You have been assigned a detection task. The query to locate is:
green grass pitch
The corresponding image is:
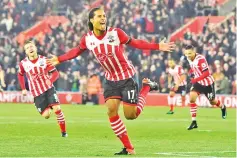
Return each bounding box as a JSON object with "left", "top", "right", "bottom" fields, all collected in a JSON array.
[{"left": 0, "top": 103, "right": 236, "bottom": 157}]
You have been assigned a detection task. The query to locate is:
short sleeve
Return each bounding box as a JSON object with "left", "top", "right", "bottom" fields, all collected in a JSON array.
[
  {"left": 18, "top": 62, "right": 25, "bottom": 74},
  {"left": 117, "top": 28, "right": 130, "bottom": 44},
  {"left": 198, "top": 58, "right": 209, "bottom": 72},
  {"left": 79, "top": 35, "right": 87, "bottom": 50}
]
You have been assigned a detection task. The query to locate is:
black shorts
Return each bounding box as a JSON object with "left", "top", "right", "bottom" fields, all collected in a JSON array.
[
  {"left": 103, "top": 76, "right": 138, "bottom": 105},
  {"left": 34, "top": 87, "right": 60, "bottom": 114},
  {"left": 190, "top": 83, "right": 216, "bottom": 101},
  {"left": 176, "top": 85, "right": 186, "bottom": 96}
]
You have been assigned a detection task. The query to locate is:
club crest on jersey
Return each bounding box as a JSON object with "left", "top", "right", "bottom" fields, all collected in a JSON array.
[
  {"left": 107, "top": 35, "right": 115, "bottom": 43},
  {"left": 39, "top": 59, "right": 44, "bottom": 66},
  {"left": 201, "top": 63, "right": 207, "bottom": 68},
  {"left": 97, "top": 52, "right": 114, "bottom": 62}
]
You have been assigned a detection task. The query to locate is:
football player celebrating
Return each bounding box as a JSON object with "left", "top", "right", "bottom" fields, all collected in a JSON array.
[
  {"left": 47, "top": 7, "right": 175, "bottom": 155},
  {"left": 18, "top": 40, "right": 67, "bottom": 137},
  {"left": 184, "top": 45, "right": 227, "bottom": 130}
]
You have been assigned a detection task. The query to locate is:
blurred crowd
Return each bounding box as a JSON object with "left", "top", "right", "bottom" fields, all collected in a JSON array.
[
  {"left": 180, "top": 15, "right": 236, "bottom": 95},
  {"left": 0, "top": 0, "right": 236, "bottom": 95}
]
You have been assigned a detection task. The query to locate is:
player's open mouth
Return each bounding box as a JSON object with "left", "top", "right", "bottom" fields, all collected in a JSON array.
[
  {"left": 100, "top": 22, "right": 106, "bottom": 30},
  {"left": 30, "top": 50, "right": 34, "bottom": 53},
  {"left": 100, "top": 22, "right": 106, "bottom": 26}
]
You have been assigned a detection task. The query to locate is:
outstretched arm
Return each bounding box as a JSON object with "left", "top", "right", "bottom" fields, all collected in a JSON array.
[
  {"left": 117, "top": 28, "right": 175, "bottom": 52},
  {"left": 47, "top": 35, "right": 87, "bottom": 66},
  {"left": 58, "top": 47, "right": 84, "bottom": 62},
  {"left": 47, "top": 47, "right": 84, "bottom": 66},
  {"left": 128, "top": 38, "right": 159, "bottom": 50},
  {"left": 128, "top": 38, "right": 175, "bottom": 52}
]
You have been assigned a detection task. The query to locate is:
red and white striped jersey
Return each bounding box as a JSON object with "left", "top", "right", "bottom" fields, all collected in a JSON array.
[
  {"left": 79, "top": 27, "right": 136, "bottom": 81},
  {"left": 168, "top": 65, "right": 187, "bottom": 86},
  {"left": 18, "top": 55, "right": 56, "bottom": 97},
  {"left": 187, "top": 54, "right": 214, "bottom": 86}
]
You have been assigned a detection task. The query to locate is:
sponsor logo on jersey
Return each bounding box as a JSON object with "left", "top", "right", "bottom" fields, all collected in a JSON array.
[{"left": 97, "top": 52, "right": 114, "bottom": 62}]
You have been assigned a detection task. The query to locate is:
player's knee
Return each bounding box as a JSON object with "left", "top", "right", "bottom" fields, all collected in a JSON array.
[
  {"left": 189, "top": 92, "right": 198, "bottom": 103},
  {"left": 44, "top": 115, "right": 50, "bottom": 119},
  {"left": 209, "top": 100, "right": 216, "bottom": 105},
  {"left": 170, "top": 92, "right": 175, "bottom": 97},
  {"left": 52, "top": 105, "right": 61, "bottom": 112},
  {"left": 42, "top": 109, "right": 51, "bottom": 119},
  {"left": 124, "top": 114, "right": 136, "bottom": 120},
  {"left": 189, "top": 95, "right": 196, "bottom": 103},
  {"left": 42, "top": 113, "right": 50, "bottom": 119},
  {"left": 107, "top": 108, "right": 118, "bottom": 117},
  {"left": 124, "top": 111, "right": 137, "bottom": 120},
  {"left": 190, "top": 98, "right": 196, "bottom": 103}
]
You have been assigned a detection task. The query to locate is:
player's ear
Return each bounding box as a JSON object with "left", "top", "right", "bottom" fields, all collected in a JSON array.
[{"left": 90, "top": 19, "right": 94, "bottom": 24}]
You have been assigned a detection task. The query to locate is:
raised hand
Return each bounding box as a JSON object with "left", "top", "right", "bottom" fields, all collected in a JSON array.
[
  {"left": 46, "top": 54, "right": 60, "bottom": 66},
  {"left": 159, "top": 38, "right": 176, "bottom": 52}
]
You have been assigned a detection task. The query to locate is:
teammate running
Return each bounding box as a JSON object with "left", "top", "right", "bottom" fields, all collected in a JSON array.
[
  {"left": 184, "top": 45, "right": 227, "bottom": 130},
  {"left": 167, "top": 59, "right": 187, "bottom": 114},
  {"left": 18, "top": 40, "right": 67, "bottom": 137}
]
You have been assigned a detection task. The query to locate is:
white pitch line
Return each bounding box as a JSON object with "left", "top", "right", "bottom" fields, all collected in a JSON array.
[
  {"left": 155, "top": 151, "right": 236, "bottom": 157},
  {"left": 155, "top": 152, "right": 196, "bottom": 157},
  {"left": 172, "top": 151, "right": 236, "bottom": 154},
  {"left": 198, "top": 130, "right": 213, "bottom": 132}
]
